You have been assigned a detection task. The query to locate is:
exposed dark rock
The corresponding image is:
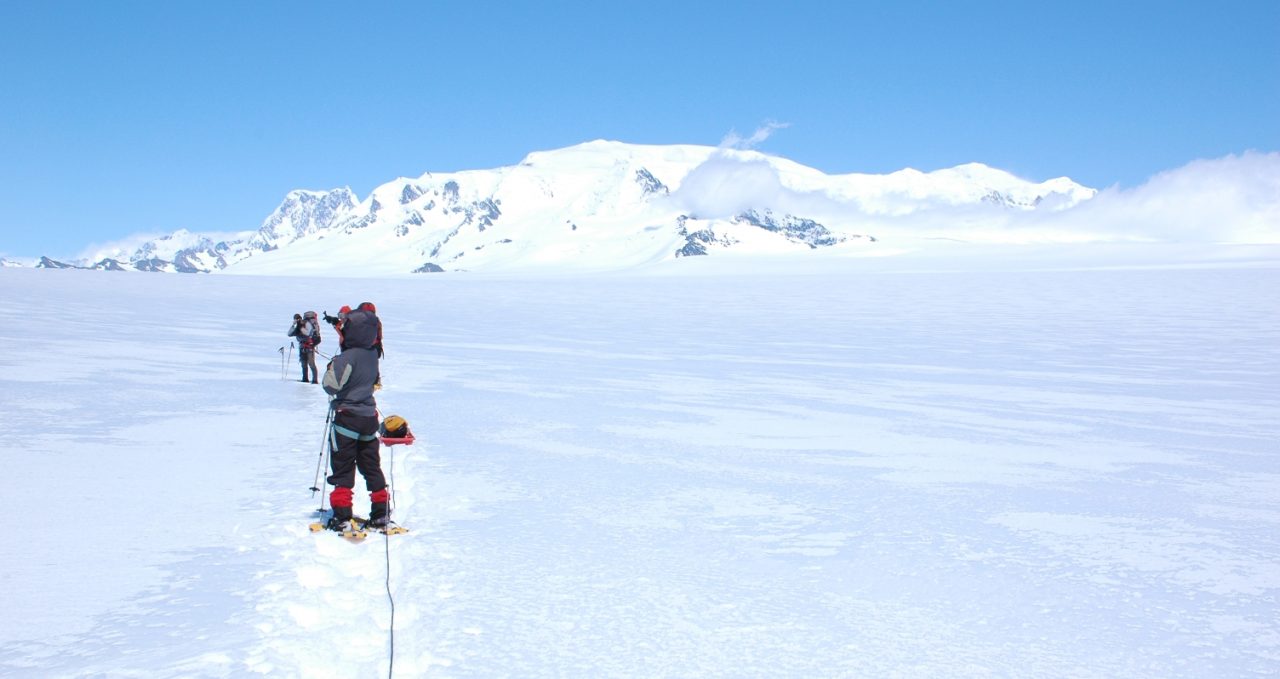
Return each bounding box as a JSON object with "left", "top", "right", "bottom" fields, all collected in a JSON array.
[
  {"left": 443, "top": 181, "right": 460, "bottom": 204},
  {"left": 981, "top": 190, "right": 1037, "bottom": 209},
  {"left": 634, "top": 168, "right": 669, "bottom": 196},
  {"left": 734, "top": 209, "right": 842, "bottom": 248},
  {"left": 172, "top": 252, "right": 208, "bottom": 273},
  {"left": 36, "top": 256, "right": 78, "bottom": 269},
  {"left": 92, "top": 259, "right": 128, "bottom": 271},
  {"left": 400, "top": 184, "right": 423, "bottom": 204},
  {"left": 133, "top": 258, "right": 169, "bottom": 272},
  {"left": 475, "top": 198, "right": 501, "bottom": 232},
  {"left": 675, "top": 228, "right": 718, "bottom": 257}
]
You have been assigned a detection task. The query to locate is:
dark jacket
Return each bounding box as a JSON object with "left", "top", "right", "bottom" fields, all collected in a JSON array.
[
  {"left": 339, "top": 308, "right": 380, "bottom": 352},
  {"left": 288, "top": 319, "right": 320, "bottom": 350},
  {"left": 322, "top": 347, "right": 379, "bottom": 416}
]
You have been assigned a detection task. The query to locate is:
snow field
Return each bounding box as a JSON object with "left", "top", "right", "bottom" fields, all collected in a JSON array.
[{"left": 0, "top": 255, "right": 1277, "bottom": 677}]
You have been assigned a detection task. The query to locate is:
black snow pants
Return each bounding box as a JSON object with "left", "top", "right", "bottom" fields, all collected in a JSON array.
[{"left": 327, "top": 410, "right": 386, "bottom": 498}]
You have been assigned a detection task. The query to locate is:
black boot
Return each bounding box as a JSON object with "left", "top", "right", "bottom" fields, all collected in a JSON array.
[
  {"left": 326, "top": 505, "right": 354, "bottom": 531},
  {"left": 368, "top": 502, "right": 390, "bottom": 528}
]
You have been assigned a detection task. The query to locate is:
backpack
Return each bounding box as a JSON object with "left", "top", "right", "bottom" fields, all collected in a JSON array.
[
  {"left": 380, "top": 415, "right": 411, "bottom": 439},
  {"left": 303, "top": 311, "right": 321, "bottom": 346}
]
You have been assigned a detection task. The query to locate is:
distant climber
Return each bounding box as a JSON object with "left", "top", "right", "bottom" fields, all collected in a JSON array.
[{"left": 287, "top": 311, "right": 322, "bottom": 383}]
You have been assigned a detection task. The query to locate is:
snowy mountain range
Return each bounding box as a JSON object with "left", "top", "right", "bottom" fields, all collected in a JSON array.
[{"left": 17, "top": 140, "right": 1098, "bottom": 275}]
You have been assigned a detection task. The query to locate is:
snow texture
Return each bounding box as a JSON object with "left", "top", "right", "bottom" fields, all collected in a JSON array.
[{"left": 0, "top": 248, "right": 1277, "bottom": 677}]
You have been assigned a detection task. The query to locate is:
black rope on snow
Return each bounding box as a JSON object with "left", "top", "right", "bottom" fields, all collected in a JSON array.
[
  {"left": 384, "top": 432, "right": 397, "bottom": 678},
  {"left": 367, "top": 403, "right": 401, "bottom": 676},
  {"left": 385, "top": 524, "right": 396, "bottom": 679}
]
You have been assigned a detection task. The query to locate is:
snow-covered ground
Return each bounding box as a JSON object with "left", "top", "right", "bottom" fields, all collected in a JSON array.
[{"left": 0, "top": 247, "right": 1277, "bottom": 677}]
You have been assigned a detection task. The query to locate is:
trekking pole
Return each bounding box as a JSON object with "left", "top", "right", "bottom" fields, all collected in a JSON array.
[
  {"left": 284, "top": 342, "right": 295, "bottom": 380},
  {"left": 310, "top": 407, "right": 334, "bottom": 513}
]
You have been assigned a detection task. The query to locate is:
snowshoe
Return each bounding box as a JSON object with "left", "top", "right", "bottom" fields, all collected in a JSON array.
[
  {"left": 308, "top": 510, "right": 368, "bottom": 541},
  {"left": 352, "top": 516, "right": 409, "bottom": 536}
]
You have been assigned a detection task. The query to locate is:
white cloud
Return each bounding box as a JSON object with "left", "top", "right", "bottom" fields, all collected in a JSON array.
[
  {"left": 77, "top": 232, "right": 171, "bottom": 263},
  {"left": 669, "top": 153, "right": 788, "bottom": 219},
  {"left": 719, "top": 121, "right": 791, "bottom": 151},
  {"left": 76, "top": 228, "right": 253, "bottom": 263},
  {"left": 1042, "top": 151, "right": 1280, "bottom": 243},
  {"left": 670, "top": 148, "right": 1280, "bottom": 244},
  {"left": 672, "top": 120, "right": 844, "bottom": 220}
]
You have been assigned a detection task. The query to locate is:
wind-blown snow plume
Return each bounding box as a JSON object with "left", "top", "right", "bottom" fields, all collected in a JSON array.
[
  {"left": 719, "top": 121, "right": 791, "bottom": 150},
  {"left": 672, "top": 121, "right": 842, "bottom": 220},
  {"left": 669, "top": 152, "right": 790, "bottom": 219},
  {"left": 77, "top": 229, "right": 251, "bottom": 264},
  {"left": 77, "top": 232, "right": 174, "bottom": 263},
  {"left": 1040, "top": 151, "right": 1280, "bottom": 243},
  {"left": 792, "top": 151, "right": 1280, "bottom": 245}
]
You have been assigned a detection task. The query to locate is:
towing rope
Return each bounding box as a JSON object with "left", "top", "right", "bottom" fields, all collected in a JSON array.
[{"left": 385, "top": 441, "right": 397, "bottom": 679}]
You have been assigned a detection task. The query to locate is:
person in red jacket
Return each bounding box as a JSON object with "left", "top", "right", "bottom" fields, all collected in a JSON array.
[{"left": 323, "top": 305, "right": 350, "bottom": 334}]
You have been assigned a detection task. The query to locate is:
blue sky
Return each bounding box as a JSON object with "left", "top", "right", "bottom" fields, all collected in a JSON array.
[{"left": 1, "top": 0, "right": 1276, "bottom": 259}]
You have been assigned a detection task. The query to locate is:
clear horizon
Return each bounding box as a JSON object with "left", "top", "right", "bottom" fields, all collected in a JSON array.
[{"left": 2, "top": 0, "right": 1276, "bottom": 259}]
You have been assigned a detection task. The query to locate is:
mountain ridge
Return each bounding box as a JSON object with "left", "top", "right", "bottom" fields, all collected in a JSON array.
[{"left": 14, "top": 140, "right": 1098, "bottom": 275}]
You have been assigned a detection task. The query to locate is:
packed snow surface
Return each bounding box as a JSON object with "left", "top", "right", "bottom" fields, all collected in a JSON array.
[{"left": 1, "top": 247, "right": 1277, "bottom": 677}]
